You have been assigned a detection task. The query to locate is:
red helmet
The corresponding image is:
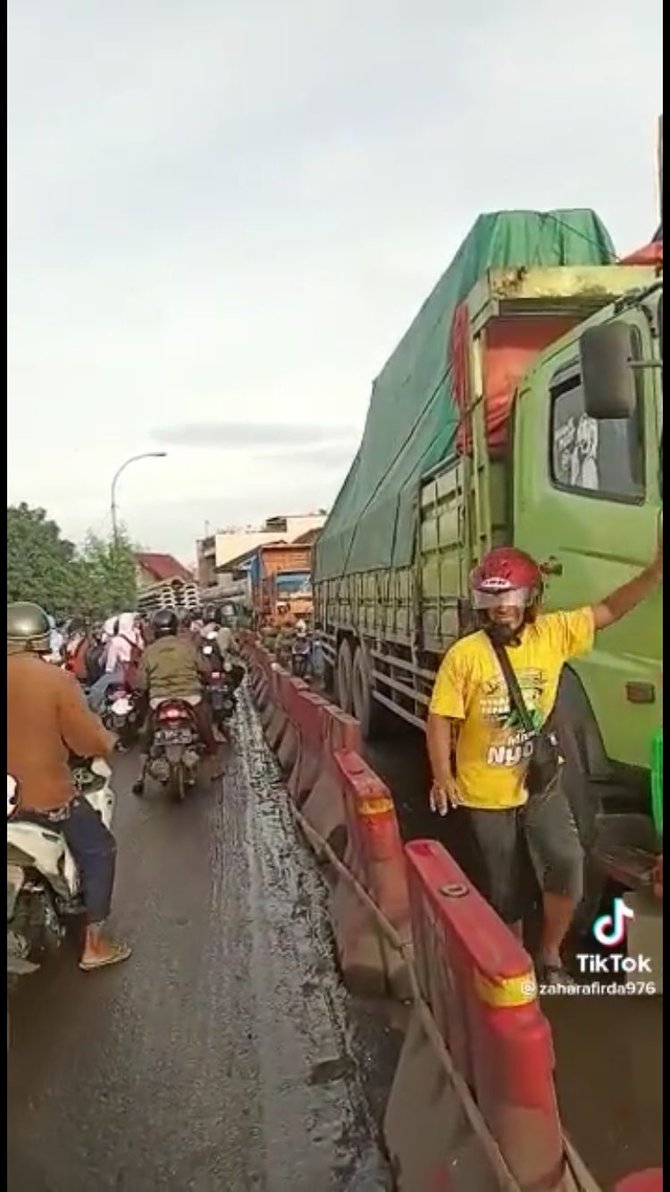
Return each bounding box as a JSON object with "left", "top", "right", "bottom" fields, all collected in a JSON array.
[{"left": 470, "top": 547, "right": 542, "bottom": 610}]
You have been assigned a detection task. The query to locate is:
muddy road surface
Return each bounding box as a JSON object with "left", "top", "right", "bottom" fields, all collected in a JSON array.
[
  {"left": 366, "top": 721, "right": 663, "bottom": 1190},
  {"left": 8, "top": 691, "right": 394, "bottom": 1192}
]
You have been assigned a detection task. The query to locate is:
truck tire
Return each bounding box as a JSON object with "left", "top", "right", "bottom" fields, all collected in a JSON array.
[
  {"left": 335, "top": 640, "right": 354, "bottom": 714},
  {"left": 352, "top": 645, "right": 386, "bottom": 741}
]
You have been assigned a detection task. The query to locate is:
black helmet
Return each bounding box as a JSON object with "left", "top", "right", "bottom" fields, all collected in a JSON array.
[
  {"left": 202, "top": 604, "right": 221, "bottom": 625},
  {"left": 7, "top": 601, "right": 52, "bottom": 654},
  {"left": 153, "top": 608, "right": 178, "bottom": 638}
]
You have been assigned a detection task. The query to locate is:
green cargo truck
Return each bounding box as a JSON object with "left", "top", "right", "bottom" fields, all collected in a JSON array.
[{"left": 314, "top": 210, "right": 662, "bottom": 953}]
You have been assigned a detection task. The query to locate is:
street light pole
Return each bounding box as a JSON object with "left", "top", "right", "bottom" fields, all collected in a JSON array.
[{"left": 110, "top": 452, "right": 167, "bottom": 544}]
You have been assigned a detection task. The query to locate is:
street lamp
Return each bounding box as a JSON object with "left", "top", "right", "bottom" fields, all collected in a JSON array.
[{"left": 110, "top": 452, "right": 167, "bottom": 543}]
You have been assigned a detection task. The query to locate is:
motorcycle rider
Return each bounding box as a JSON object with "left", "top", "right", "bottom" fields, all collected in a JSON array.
[
  {"left": 427, "top": 539, "right": 662, "bottom": 986},
  {"left": 177, "top": 608, "right": 198, "bottom": 643},
  {"left": 88, "top": 612, "right": 143, "bottom": 712},
  {"left": 290, "top": 619, "right": 311, "bottom": 675},
  {"left": 131, "top": 608, "right": 222, "bottom": 794},
  {"left": 7, "top": 601, "right": 131, "bottom": 972},
  {"left": 200, "top": 604, "right": 245, "bottom": 688}
]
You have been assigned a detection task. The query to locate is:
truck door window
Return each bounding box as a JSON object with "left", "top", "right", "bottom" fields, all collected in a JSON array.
[{"left": 550, "top": 357, "right": 644, "bottom": 504}]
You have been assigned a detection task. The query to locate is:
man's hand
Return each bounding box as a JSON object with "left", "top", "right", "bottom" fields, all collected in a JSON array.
[
  {"left": 593, "top": 523, "right": 662, "bottom": 631},
  {"left": 429, "top": 775, "right": 462, "bottom": 816}
]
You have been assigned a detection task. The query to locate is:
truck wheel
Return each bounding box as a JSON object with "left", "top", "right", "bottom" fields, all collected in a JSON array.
[
  {"left": 335, "top": 640, "right": 354, "bottom": 714},
  {"left": 352, "top": 646, "right": 385, "bottom": 741}
]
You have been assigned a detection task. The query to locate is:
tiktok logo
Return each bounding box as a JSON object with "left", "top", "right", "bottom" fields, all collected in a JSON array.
[{"left": 592, "top": 897, "right": 635, "bottom": 948}]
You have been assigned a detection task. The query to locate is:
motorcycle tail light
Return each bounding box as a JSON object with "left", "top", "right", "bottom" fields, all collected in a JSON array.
[{"left": 159, "top": 706, "right": 184, "bottom": 721}]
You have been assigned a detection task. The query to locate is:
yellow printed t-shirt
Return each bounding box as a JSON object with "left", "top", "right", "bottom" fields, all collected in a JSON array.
[{"left": 429, "top": 609, "right": 595, "bottom": 810}]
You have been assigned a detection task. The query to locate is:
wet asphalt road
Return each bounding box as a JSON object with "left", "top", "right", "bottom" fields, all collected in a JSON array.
[
  {"left": 8, "top": 690, "right": 394, "bottom": 1192},
  {"left": 366, "top": 722, "right": 663, "bottom": 1190},
  {"left": 8, "top": 693, "right": 662, "bottom": 1191}
]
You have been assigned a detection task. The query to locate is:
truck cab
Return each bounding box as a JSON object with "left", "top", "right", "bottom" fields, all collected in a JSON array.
[{"left": 513, "top": 282, "right": 662, "bottom": 949}]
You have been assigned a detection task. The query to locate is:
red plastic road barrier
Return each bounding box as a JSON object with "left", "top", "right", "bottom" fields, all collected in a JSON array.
[
  {"left": 251, "top": 647, "right": 274, "bottom": 711},
  {"left": 275, "top": 674, "right": 309, "bottom": 773},
  {"left": 286, "top": 688, "right": 330, "bottom": 802},
  {"left": 616, "top": 1172, "right": 664, "bottom": 1192},
  {"left": 265, "top": 666, "right": 291, "bottom": 751},
  {"left": 299, "top": 704, "right": 360, "bottom": 856},
  {"left": 330, "top": 750, "right": 411, "bottom": 1000},
  {"left": 385, "top": 840, "right": 565, "bottom": 1192},
  {"left": 258, "top": 657, "right": 279, "bottom": 731}
]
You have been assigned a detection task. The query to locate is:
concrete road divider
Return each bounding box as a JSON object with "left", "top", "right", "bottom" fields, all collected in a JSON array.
[
  {"left": 385, "top": 839, "right": 567, "bottom": 1192},
  {"left": 330, "top": 750, "right": 412, "bottom": 1001}
]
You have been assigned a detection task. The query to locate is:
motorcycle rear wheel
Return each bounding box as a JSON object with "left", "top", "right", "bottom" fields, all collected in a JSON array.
[
  {"left": 10, "top": 887, "right": 63, "bottom": 965},
  {"left": 168, "top": 764, "right": 186, "bottom": 803}
]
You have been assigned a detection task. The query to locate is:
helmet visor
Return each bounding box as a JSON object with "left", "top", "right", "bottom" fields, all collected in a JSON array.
[{"left": 472, "top": 586, "right": 531, "bottom": 610}]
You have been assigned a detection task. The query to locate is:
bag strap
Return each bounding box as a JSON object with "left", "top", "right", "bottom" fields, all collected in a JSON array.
[{"left": 488, "top": 636, "right": 535, "bottom": 735}]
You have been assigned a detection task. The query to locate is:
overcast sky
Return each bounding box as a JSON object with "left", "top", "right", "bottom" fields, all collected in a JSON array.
[{"left": 8, "top": 0, "right": 662, "bottom": 563}]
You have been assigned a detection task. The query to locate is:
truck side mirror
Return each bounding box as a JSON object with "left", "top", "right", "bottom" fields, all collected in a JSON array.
[{"left": 579, "top": 321, "right": 637, "bottom": 420}]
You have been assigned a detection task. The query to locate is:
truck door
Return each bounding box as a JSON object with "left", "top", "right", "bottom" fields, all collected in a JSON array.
[{"left": 513, "top": 310, "right": 662, "bottom": 774}]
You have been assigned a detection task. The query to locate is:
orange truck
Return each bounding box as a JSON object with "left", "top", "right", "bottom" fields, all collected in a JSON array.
[{"left": 249, "top": 543, "right": 313, "bottom": 627}]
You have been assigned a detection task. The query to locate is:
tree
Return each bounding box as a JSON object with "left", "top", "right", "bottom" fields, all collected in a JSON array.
[
  {"left": 7, "top": 503, "right": 76, "bottom": 617},
  {"left": 7, "top": 504, "right": 138, "bottom": 620},
  {"left": 77, "top": 532, "right": 137, "bottom": 619}
]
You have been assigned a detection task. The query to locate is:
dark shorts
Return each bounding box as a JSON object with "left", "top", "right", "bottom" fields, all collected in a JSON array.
[{"left": 464, "top": 777, "right": 584, "bottom": 924}]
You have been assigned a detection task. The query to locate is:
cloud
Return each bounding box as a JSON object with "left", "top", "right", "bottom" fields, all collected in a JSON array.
[
  {"left": 153, "top": 421, "right": 357, "bottom": 449},
  {"left": 8, "top": 0, "right": 663, "bottom": 558},
  {"left": 254, "top": 444, "right": 356, "bottom": 470}
]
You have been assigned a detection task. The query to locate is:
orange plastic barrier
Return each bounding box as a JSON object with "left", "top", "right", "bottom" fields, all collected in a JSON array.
[
  {"left": 286, "top": 688, "right": 330, "bottom": 802},
  {"left": 265, "top": 666, "right": 291, "bottom": 751},
  {"left": 256, "top": 648, "right": 277, "bottom": 713},
  {"left": 298, "top": 704, "right": 361, "bottom": 857},
  {"left": 257, "top": 658, "right": 279, "bottom": 731},
  {"left": 330, "top": 750, "right": 411, "bottom": 1000},
  {"left": 276, "top": 675, "right": 309, "bottom": 773},
  {"left": 616, "top": 1172, "right": 664, "bottom": 1192},
  {"left": 385, "top": 839, "right": 566, "bottom": 1192}
]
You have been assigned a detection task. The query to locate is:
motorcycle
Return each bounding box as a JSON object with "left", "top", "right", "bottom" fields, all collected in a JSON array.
[
  {"left": 145, "top": 699, "right": 202, "bottom": 801},
  {"left": 102, "top": 682, "right": 141, "bottom": 749},
  {"left": 7, "top": 759, "right": 114, "bottom": 972},
  {"left": 201, "top": 639, "right": 240, "bottom": 727},
  {"left": 207, "top": 658, "right": 237, "bottom": 730},
  {"left": 201, "top": 634, "right": 245, "bottom": 722},
  {"left": 290, "top": 637, "right": 312, "bottom": 679}
]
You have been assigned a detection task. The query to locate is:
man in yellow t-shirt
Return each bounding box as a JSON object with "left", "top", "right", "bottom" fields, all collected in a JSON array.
[{"left": 427, "top": 542, "right": 662, "bottom": 987}]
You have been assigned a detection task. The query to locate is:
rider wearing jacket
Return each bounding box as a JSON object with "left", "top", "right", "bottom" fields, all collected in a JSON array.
[
  {"left": 132, "top": 608, "right": 220, "bottom": 794},
  {"left": 7, "top": 602, "right": 131, "bottom": 972},
  {"left": 200, "top": 604, "right": 245, "bottom": 688}
]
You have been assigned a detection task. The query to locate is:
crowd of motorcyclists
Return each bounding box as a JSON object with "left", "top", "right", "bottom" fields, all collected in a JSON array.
[
  {"left": 7, "top": 597, "right": 326, "bottom": 991},
  {"left": 6, "top": 599, "right": 251, "bottom": 979}
]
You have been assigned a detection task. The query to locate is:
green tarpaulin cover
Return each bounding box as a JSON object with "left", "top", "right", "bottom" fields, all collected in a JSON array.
[{"left": 315, "top": 208, "right": 615, "bottom": 580}]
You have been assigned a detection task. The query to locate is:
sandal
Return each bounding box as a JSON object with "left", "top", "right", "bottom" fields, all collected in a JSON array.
[{"left": 79, "top": 942, "right": 132, "bottom": 972}]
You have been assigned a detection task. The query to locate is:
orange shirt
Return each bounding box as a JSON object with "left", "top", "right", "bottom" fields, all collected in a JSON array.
[{"left": 7, "top": 653, "right": 114, "bottom": 812}]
